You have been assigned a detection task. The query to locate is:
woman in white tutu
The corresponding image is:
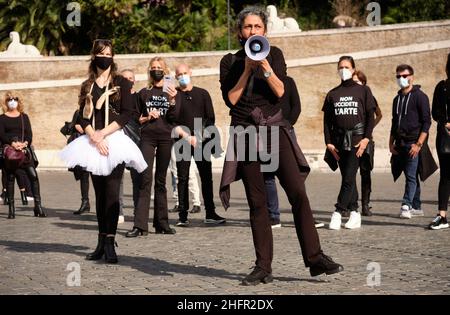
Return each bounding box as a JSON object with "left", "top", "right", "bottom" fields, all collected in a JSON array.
[{"left": 60, "top": 39, "right": 147, "bottom": 263}]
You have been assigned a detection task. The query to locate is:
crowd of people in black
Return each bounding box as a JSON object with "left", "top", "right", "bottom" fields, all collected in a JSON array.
[{"left": 1, "top": 6, "right": 449, "bottom": 285}]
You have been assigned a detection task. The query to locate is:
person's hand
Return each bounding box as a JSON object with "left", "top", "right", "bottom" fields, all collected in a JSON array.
[
  {"left": 187, "top": 135, "right": 197, "bottom": 148},
  {"left": 389, "top": 143, "right": 398, "bottom": 155},
  {"left": 409, "top": 143, "right": 421, "bottom": 158},
  {"left": 445, "top": 122, "right": 450, "bottom": 132},
  {"left": 90, "top": 130, "right": 105, "bottom": 145},
  {"left": 244, "top": 57, "right": 258, "bottom": 74},
  {"left": 96, "top": 139, "right": 109, "bottom": 156},
  {"left": 258, "top": 59, "right": 272, "bottom": 74},
  {"left": 149, "top": 110, "right": 160, "bottom": 120},
  {"left": 355, "top": 138, "right": 369, "bottom": 158},
  {"left": 327, "top": 144, "right": 340, "bottom": 161},
  {"left": 11, "top": 141, "right": 22, "bottom": 150},
  {"left": 75, "top": 124, "right": 84, "bottom": 134}
]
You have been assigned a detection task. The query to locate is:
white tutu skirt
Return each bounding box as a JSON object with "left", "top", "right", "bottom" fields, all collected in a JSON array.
[{"left": 59, "top": 130, "right": 148, "bottom": 176}]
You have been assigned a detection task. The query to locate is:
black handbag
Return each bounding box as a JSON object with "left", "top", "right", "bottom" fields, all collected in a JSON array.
[
  {"left": 439, "top": 125, "right": 450, "bottom": 154},
  {"left": 60, "top": 110, "right": 79, "bottom": 136},
  {"left": 123, "top": 119, "right": 141, "bottom": 145}
]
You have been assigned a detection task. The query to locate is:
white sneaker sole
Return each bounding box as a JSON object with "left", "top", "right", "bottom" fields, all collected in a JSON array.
[
  {"left": 315, "top": 223, "right": 325, "bottom": 228},
  {"left": 344, "top": 224, "right": 361, "bottom": 229},
  {"left": 399, "top": 213, "right": 412, "bottom": 219},
  {"left": 431, "top": 223, "right": 449, "bottom": 230},
  {"left": 329, "top": 224, "right": 341, "bottom": 230},
  {"left": 271, "top": 224, "right": 282, "bottom": 229}
]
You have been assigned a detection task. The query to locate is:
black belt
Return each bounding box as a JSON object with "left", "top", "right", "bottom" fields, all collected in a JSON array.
[{"left": 337, "top": 122, "right": 365, "bottom": 151}]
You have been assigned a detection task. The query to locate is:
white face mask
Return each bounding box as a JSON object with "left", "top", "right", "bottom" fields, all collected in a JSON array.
[
  {"left": 397, "top": 77, "right": 410, "bottom": 89},
  {"left": 7, "top": 100, "right": 18, "bottom": 109},
  {"left": 339, "top": 68, "right": 353, "bottom": 81}
]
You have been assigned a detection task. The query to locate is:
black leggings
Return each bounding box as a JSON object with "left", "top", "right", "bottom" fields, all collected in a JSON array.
[
  {"left": 91, "top": 164, "right": 125, "bottom": 235},
  {"left": 5, "top": 165, "right": 41, "bottom": 205},
  {"left": 336, "top": 147, "right": 360, "bottom": 212},
  {"left": 437, "top": 135, "right": 450, "bottom": 211}
]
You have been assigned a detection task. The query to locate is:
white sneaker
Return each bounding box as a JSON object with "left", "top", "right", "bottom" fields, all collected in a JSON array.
[
  {"left": 399, "top": 205, "right": 412, "bottom": 219},
  {"left": 27, "top": 196, "right": 34, "bottom": 201},
  {"left": 329, "top": 212, "right": 342, "bottom": 230},
  {"left": 118, "top": 215, "right": 125, "bottom": 224},
  {"left": 344, "top": 211, "right": 361, "bottom": 229},
  {"left": 410, "top": 208, "right": 424, "bottom": 217}
]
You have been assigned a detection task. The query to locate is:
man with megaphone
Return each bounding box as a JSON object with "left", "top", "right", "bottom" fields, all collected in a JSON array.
[{"left": 219, "top": 6, "right": 343, "bottom": 286}]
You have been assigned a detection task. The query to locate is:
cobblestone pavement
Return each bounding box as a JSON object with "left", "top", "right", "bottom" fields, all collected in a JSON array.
[{"left": 0, "top": 171, "right": 449, "bottom": 295}]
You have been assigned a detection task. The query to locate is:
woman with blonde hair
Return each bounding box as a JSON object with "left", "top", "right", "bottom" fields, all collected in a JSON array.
[
  {"left": 0, "top": 91, "right": 44, "bottom": 219},
  {"left": 126, "top": 56, "right": 179, "bottom": 237}
]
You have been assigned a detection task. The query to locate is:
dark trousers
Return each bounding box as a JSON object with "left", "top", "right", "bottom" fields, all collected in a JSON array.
[
  {"left": 176, "top": 144, "right": 215, "bottom": 221},
  {"left": 130, "top": 168, "right": 141, "bottom": 209},
  {"left": 2, "top": 167, "right": 33, "bottom": 196},
  {"left": 437, "top": 135, "right": 450, "bottom": 211},
  {"left": 359, "top": 153, "right": 372, "bottom": 208},
  {"left": 336, "top": 147, "right": 360, "bottom": 213},
  {"left": 240, "top": 130, "right": 322, "bottom": 273},
  {"left": 91, "top": 163, "right": 125, "bottom": 235},
  {"left": 6, "top": 164, "right": 42, "bottom": 206},
  {"left": 79, "top": 170, "right": 90, "bottom": 200},
  {"left": 134, "top": 137, "right": 172, "bottom": 231}
]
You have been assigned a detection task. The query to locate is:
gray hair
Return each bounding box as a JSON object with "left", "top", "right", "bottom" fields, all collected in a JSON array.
[{"left": 236, "top": 6, "right": 268, "bottom": 32}]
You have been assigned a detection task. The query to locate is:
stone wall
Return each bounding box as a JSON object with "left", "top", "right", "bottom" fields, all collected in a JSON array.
[{"left": 1, "top": 20, "right": 449, "bottom": 170}]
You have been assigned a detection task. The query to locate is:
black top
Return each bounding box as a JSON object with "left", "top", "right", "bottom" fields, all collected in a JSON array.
[
  {"left": 137, "top": 86, "right": 178, "bottom": 140},
  {"left": 78, "top": 75, "right": 133, "bottom": 130},
  {"left": 432, "top": 79, "right": 450, "bottom": 126},
  {"left": 322, "top": 79, "right": 376, "bottom": 146},
  {"left": 219, "top": 46, "right": 287, "bottom": 126},
  {"left": 280, "top": 76, "right": 301, "bottom": 126},
  {"left": 0, "top": 113, "right": 32, "bottom": 145},
  {"left": 174, "top": 86, "right": 215, "bottom": 135},
  {"left": 390, "top": 85, "right": 431, "bottom": 140}
]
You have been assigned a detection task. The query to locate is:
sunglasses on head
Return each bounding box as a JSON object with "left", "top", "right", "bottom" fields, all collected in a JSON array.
[
  {"left": 396, "top": 74, "right": 411, "bottom": 79},
  {"left": 8, "top": 97, "right": 18, "bottom": 101},
  {"left": 94, "top": 39, "right": 112, "bottom": 44}
]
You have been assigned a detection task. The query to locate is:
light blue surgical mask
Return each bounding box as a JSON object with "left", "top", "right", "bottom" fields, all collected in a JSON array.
[
  {"left": 397, "top": 77, "right": 409, "bottom": 89},
  {"left": 7, "top": 100, "right": 18, "bottom": 109},
  {"left": 178, "top": 74, "right": 191, "bottom": 87}
]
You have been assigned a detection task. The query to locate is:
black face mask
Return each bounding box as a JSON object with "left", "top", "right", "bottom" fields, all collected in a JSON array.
[
  {"left": 150, "top": 70, "right": 164, "bottom": 82},
  {"left": 94, "top": 56, "right": 113, "bottom": 70}
]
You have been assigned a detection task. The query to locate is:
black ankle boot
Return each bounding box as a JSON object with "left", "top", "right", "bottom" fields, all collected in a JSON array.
[
  {"left": 86, "top": 234, "right": 106, "bottom": 260},
  {"left": 104, "top": 236, "right": 118, "bottom": 264},
  {"left": 8, "top": 201, "right": 15, "bottom": 219},
  {"left": 73, "top": 199, "right": 90, "bottom": 215},
  {"left": 20, "top": 191, "right": 28, "bottom": 205},
  {"left": 33, "top": 204, "right": 46, "bottom": 217}
]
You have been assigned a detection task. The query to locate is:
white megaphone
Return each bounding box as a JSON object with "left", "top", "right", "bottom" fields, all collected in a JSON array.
[{"left": 244, "top": 35, "right": 270, "bottom": 61}]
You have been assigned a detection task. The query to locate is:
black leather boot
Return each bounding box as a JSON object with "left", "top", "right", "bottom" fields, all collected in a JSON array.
[
  {"left": 85, "top": 234, "right": 106, "bottom": 260},
  {"left": 73, "top": 199, "right": 90, "bottom": 215},
  {"left": 8, "top": 201, "right": 15, "bottom": 219},
  {"left": 20, "top": 190, "right": 28, "bottom": 205},
  {"left": 104, "top": 236, "right": 118, "bottom": 264},
  {"left": 32, "top": 180, "right": 46, "bottom": 217}
]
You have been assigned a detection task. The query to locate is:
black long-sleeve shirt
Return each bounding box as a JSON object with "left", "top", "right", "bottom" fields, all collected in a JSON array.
[
  {"left": 137, "top": 86, "right": 179, "bottom": 141},
  {"left": 322, "top": 79, "right": 376, "bottom": 146},
  {"left": 174, "top": 86, "right": 215, "bottom": 135},
  {"left": 280, "top": 76, "right": 301, "bottom": 126},
  {"left": 432, "top": 79, "right": 450, "bottom": 126},
  {"left": 78, "top": 75, "right": 133, "bottom": 131},
  {"left": 390, "top": 85, "right": 431, "bottom": 140},
  {"left": 219, "top": 46, "right": 287, "bottom": 126},
  {"left": 0, "top": 113, "right": 32, "bottom": 145}
]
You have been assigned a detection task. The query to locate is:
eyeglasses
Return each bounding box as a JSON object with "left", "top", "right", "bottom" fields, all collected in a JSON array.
[
  {"left": 396, "top": 74, "right": 411, "bottom": 79},
  {"left": 7, "top": 97, "right": 18, "bottom": 101}
]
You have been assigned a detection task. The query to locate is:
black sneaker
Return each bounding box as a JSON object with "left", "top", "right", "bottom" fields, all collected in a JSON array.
[
  {"left": 176, "top": 219, "right": 189, "bottom": 227},
  {"left": 241, "top": 266, "right": 273, "bottom": 286},
  {"left": 204, "top": 212, "right": 226, "bottom": 224},
  {"left": 169, "top": 205, "right": 180, "bottom": 213},
  {"left": 310, "top": 254, "right": 344, "bottom": 277},
  {"left": 189, "top": 205, "right": 201, "bottom": 214},
  {"left": 270, "top": 218, "right": 281, "bottom": 229},
  {"left": 428, "top": 215, "right": 449, "bottom": 230}
]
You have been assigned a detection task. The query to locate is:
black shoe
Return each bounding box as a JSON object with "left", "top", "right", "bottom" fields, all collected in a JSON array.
[
  {"left": 169, "top": 205, "right": 180, "bottom": 213},
  {"left": 189, "top": 205, "right": 201, "bottom": 214},
  {"left": 104, "top": 236, "right": 118, "bottom": 264},
  {"left": 361, "top": 205, "right": 372, "bottom": 217},
  {"left": 8, "top": 202, "right": 15, "bottom": 219},
  {"left": 125, "top": 227, "right": 148, "bottom": 237},
  {"left": 20, "top": 191, "right": 28, "bottom": 206},
  {"left": 155, "top": 226, "right": 176, "bottom": 234},
  {"left": 33, "top": 204, "right": 47, "bottom": 217},
  {"left": 310, "top": 254, "right": 344, "bottom": 277},
  {"left": 428, "top": 215, "right": 449, "bottom": 230},
  {"left": 241, "top": 266, "right": 273, "bottom": 286},
  {"left": 73, "top": 199, "right": 90, "bottom": 215},
  {"left": 85, "top": 234, "right": 106, "bottom": 260},
  {"left": 204, "top": 212, "right": 226, "bottom": 224}
]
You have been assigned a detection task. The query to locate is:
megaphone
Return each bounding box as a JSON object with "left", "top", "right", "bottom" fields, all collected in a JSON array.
[{"left": 244, "top": 35, "right": 270, "bottom": 61}]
